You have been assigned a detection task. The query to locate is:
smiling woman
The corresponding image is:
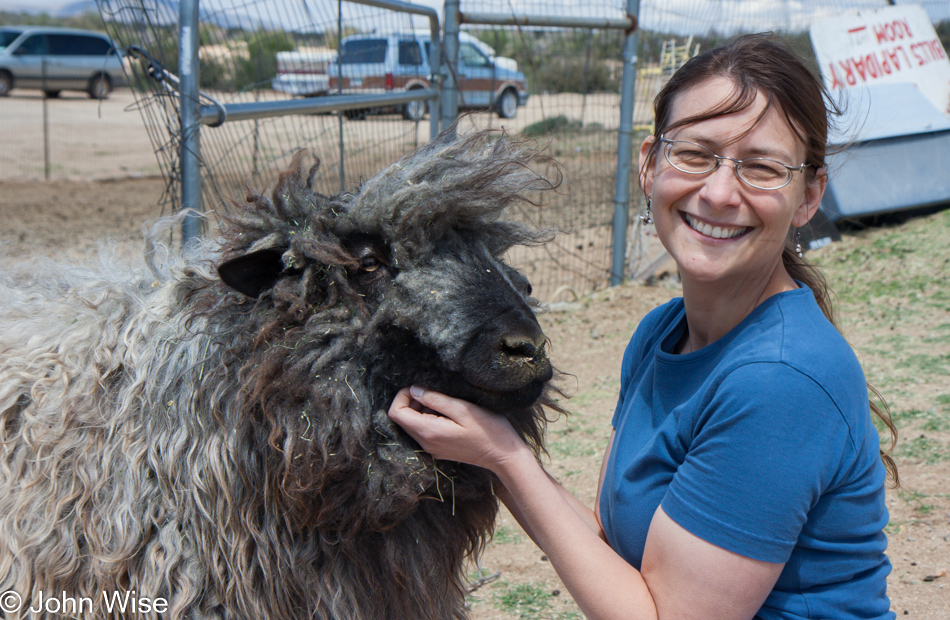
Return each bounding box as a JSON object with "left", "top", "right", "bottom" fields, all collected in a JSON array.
[
  {"left": 388, "top": 32, "right": 899, "bottom": 620},
  {"left": 638, "top": 76, "right": 825, "bottom": 299}
]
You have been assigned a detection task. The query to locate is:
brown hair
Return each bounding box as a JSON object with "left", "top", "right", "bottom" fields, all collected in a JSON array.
[{"left": 642, "top": 33, "right": 898, "bottom": 485}]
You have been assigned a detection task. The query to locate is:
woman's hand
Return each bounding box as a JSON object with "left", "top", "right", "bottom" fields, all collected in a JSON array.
[{"left": 387, "top": 386, "right": 532, "bottom": 472}]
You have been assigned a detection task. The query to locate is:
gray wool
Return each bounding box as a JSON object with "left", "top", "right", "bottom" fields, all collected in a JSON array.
[{"left": 0, "top": 129, "right": 563, "bottom": 620}]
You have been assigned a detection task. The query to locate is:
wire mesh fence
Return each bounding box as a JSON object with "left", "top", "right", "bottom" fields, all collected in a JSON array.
[
  {"left": 0, "top": 87, "right": 157, "bottom": 182},
  {"left": 95, "top": 0, "right": 643, "bottom": 300},
  {"left": 7, "top": 0, "right": 943, "bottom": 298}
]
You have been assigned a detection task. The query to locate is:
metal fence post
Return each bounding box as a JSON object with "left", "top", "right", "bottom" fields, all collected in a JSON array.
[
  {"left": 610, "top": 0, "right": 641, "bottom": 286},
  {"left": 442, "top": 0, "right": 460, "bottom": 138},
  {"left": 179, "top": 0, "right": 203, "bottom": 245},
  {"left": 42, "top": 59, "right": 50, "bottom": 181}
]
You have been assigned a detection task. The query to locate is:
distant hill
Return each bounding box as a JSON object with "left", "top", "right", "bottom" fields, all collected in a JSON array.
[
  {"left": 0, "top": 2, "right": 64, "bottom": 15},
  {"left": 57, "top": 1, "right": 99, "bottom": 17},
  {"left": 0, "top": 1, "right": 97, "bottom": 17}
]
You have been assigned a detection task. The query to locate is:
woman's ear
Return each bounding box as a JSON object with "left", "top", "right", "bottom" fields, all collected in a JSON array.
[
  {"left": 792, "top": 167, "right": 827, "bottom": 228},
  {"left": 638, "top": 135, "right": 657, "bottom": 198}
]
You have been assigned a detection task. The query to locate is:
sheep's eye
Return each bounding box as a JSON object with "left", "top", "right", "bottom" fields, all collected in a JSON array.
[{"left": 360, "top": 256, "right": 382, "bottom": 272}]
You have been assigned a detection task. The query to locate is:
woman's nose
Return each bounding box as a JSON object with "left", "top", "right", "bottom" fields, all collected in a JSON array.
[{"left": 698, "top": 162, "right": 743, "bottom": 208}]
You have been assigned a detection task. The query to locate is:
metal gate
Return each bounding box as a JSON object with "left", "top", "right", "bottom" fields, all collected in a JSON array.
[{"left": 97, "top": 0, "right": 651, "bottom": 300}]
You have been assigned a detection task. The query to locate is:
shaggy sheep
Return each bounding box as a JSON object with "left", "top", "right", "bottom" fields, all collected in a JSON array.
[{"left": 0, "top": 131, "right": 563, "bottom": 619}]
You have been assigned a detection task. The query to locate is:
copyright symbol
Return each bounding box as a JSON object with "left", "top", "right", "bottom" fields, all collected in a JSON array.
[{"left": 0, "top": 590, "right": 22, "bottom": 614}]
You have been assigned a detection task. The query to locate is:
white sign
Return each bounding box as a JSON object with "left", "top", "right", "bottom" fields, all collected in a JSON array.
[{"left": 810, "top": 4, "right": 950, "bottom": 114}]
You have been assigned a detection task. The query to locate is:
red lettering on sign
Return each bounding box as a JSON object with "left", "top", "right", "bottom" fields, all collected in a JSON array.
[
  {"left": 872, "top": 19, "right": 914, "bottom": 43},
  {"left": 879, "top": 51, "right": 892, "bottom": 74},
  {"left": 886, "top": 47, "right": 902, "bottom": 71},
  {"left": 827, "top": 63, "right": 843, "bottom": 90},
  {"left": 901, "top": 19, "right": 914, "bottom": 39},
  {"left": 873, "top": 24, "right": 887, "bottom": 44},
  {"left": 899, "top": 45, "right": 912, "bottom": 67},
  {"left": 852, "top": 57, "right": 866, "bottom": 81},
  {"left": 928, "top": 39, "right": 948, "bottom": 60},
  {"left": 912, "top": 39, "right": 948, "bottom": 65},
  {"left": 838, "top": 60, "right": 857, "bottom": 86},
  {"left": 826, "top": 31, "right": 947, "bottom": 90}
]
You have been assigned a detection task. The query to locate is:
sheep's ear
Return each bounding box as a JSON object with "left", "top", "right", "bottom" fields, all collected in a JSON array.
[{"left": 218, "top": 248, "right": 292, "bottom": 298}]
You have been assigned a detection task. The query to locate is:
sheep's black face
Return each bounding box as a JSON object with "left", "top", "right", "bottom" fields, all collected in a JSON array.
[
  {"left": 382, "top": 235, "right": 552, "bottom": 415},
  {"left": 343, "top": 232, "right": 552, "bottom": 415}
]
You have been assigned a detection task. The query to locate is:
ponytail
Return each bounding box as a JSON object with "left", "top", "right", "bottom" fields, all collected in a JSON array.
[{"left": 783, "top": 245, "right": 900, "bottom": 487}]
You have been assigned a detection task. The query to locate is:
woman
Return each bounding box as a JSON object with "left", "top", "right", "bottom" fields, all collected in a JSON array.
[{"left": 389, "top": 33, "right": 897, "bottom": 619}]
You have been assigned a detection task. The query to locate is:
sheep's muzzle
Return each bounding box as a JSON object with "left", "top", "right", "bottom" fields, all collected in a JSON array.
[{"left": 456, "top": 306, "right": 552, "bottom": 412}]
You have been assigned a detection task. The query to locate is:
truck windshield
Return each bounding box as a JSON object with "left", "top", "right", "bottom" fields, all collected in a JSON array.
[{"left": 0, "top": 29, "right": 23, "bottom": 50}]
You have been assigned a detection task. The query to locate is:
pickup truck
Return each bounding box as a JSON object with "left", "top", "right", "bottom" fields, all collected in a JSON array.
[{"left": 274, "top": 32, "right": 528, "bottom": 121}]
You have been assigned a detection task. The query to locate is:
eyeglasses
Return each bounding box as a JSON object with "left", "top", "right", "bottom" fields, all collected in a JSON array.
[{"left": 659, "top": 136, "right": 810, "bottom": 190}]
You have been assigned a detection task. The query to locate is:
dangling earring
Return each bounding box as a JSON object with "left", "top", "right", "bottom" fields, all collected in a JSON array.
[
  {"left": 795, "top": 228, "right": 803, "bottom": 258},
  {"left": 640, "top": 198, "right": 653, "bottom": 225}
]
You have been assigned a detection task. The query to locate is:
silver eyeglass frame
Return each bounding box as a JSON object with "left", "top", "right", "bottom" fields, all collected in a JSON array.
[{"left": 659, "top": 136, "right": 810, "bottom": 190}]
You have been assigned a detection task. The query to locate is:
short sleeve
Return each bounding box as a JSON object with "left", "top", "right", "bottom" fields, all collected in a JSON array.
[
  {"left": 612, "top": 300, "right": 681, "bottom": 428},
  {"left": 661, "top": 361, "right": 853, "bottom": 563}
]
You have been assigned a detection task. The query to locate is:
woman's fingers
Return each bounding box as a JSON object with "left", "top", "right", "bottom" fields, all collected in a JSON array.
[
  {"left": 387, "top": 386, "right": 526, "bottom": 469},
  {"left": 388, "top": 387, "right": 451, "bottom": 438}
]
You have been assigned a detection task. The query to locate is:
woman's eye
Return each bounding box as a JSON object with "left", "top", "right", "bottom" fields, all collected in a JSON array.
[
  {"left": 677, "top": 150, "right": 712, "bottom": 164},
  {"left": 745, "top": 163, "right": 783, "bottom": 177}
]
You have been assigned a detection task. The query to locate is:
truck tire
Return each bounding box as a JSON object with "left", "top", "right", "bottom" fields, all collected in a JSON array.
[
  {"left": 496, "top": 88, "right": 518, "bottom": 119},
  {"left": 403, "top": 95, "right": 426, "bottom": 122},
  {"left": 88, "top": 74, "right": 111, "bottom": 99},
  {"left": 0, "top": 72, "right": 12, "bottom": 97}
]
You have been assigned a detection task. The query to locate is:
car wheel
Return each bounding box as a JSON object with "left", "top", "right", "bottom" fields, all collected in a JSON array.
[
  {"left": 88, "top": 74, "right": 111, "bottom": 99},
  {"left": 343, "top": 108, "right": 366, "bottom": 120},
  {"left": 496, "top": 89, "right": 518, "bottom": 119},
  {"left": 0, "top": 72, "right": 12, "bottom": 97},
  {"left": 44, "top": 90, "right": 61, "bottom": 98},
  {"left": 402, "top": 94, "right": 426, "bottom": 122}
]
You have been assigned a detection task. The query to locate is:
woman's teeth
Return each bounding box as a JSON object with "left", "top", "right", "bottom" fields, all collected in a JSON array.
[{"left": 685, "top": 213, "right": 749, "bottom": 239}]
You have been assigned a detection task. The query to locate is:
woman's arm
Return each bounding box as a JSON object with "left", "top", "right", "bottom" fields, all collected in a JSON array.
[
  {"left": 593, "top": 428, "right": 615, "bottom": 534},
  {"left": 388, "top": 386, "right": 784, "bottom": 620},
  {"left": 494, "top": 466, "right": 607, "bottom": 546}
]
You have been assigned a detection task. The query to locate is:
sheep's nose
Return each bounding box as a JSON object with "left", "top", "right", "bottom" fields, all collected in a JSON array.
[
  {"left": 501, "top": 335, "right": 544, "bottom": 361},
  {"left": 493, "top": 327, "right": 551, "bottom": 383}
]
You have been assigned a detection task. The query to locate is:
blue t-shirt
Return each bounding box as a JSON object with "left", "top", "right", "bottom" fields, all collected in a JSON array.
[{"left": 599, "top": 286, "right": 893, "bottom": 619}]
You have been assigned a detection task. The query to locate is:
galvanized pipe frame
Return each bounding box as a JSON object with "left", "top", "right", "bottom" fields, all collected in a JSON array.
[
  {"left": 451, "top": 2, "right": 642, "bottom": 287},
  {"left": 178, "top": 0, "right": 643, "bottom": 285},
  {"left": 179, "top": 0, "right": 202, "bottom": 242},
  {"left": 198, "top": 89, "right": 440, "bottom": 125},
  {"left": 177, "top": 0, "right": 442, "bottom": 243}
]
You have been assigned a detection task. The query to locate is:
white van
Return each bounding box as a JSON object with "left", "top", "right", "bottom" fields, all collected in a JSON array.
[
  {"left": 0, "top": 26, "right": 125, "bottom": 99},
  {"left": 322, "top": 31, "right": 528, "bottom": 121}
]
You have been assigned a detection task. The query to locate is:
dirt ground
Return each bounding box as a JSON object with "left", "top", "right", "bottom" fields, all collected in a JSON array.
[{"left": 1, "top": 176, "right": 946, "bottom": 619}]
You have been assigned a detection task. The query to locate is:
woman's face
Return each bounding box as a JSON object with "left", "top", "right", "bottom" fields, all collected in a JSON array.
[{"left": 640, "top": 77, "right": 825, "bottom": 289}]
